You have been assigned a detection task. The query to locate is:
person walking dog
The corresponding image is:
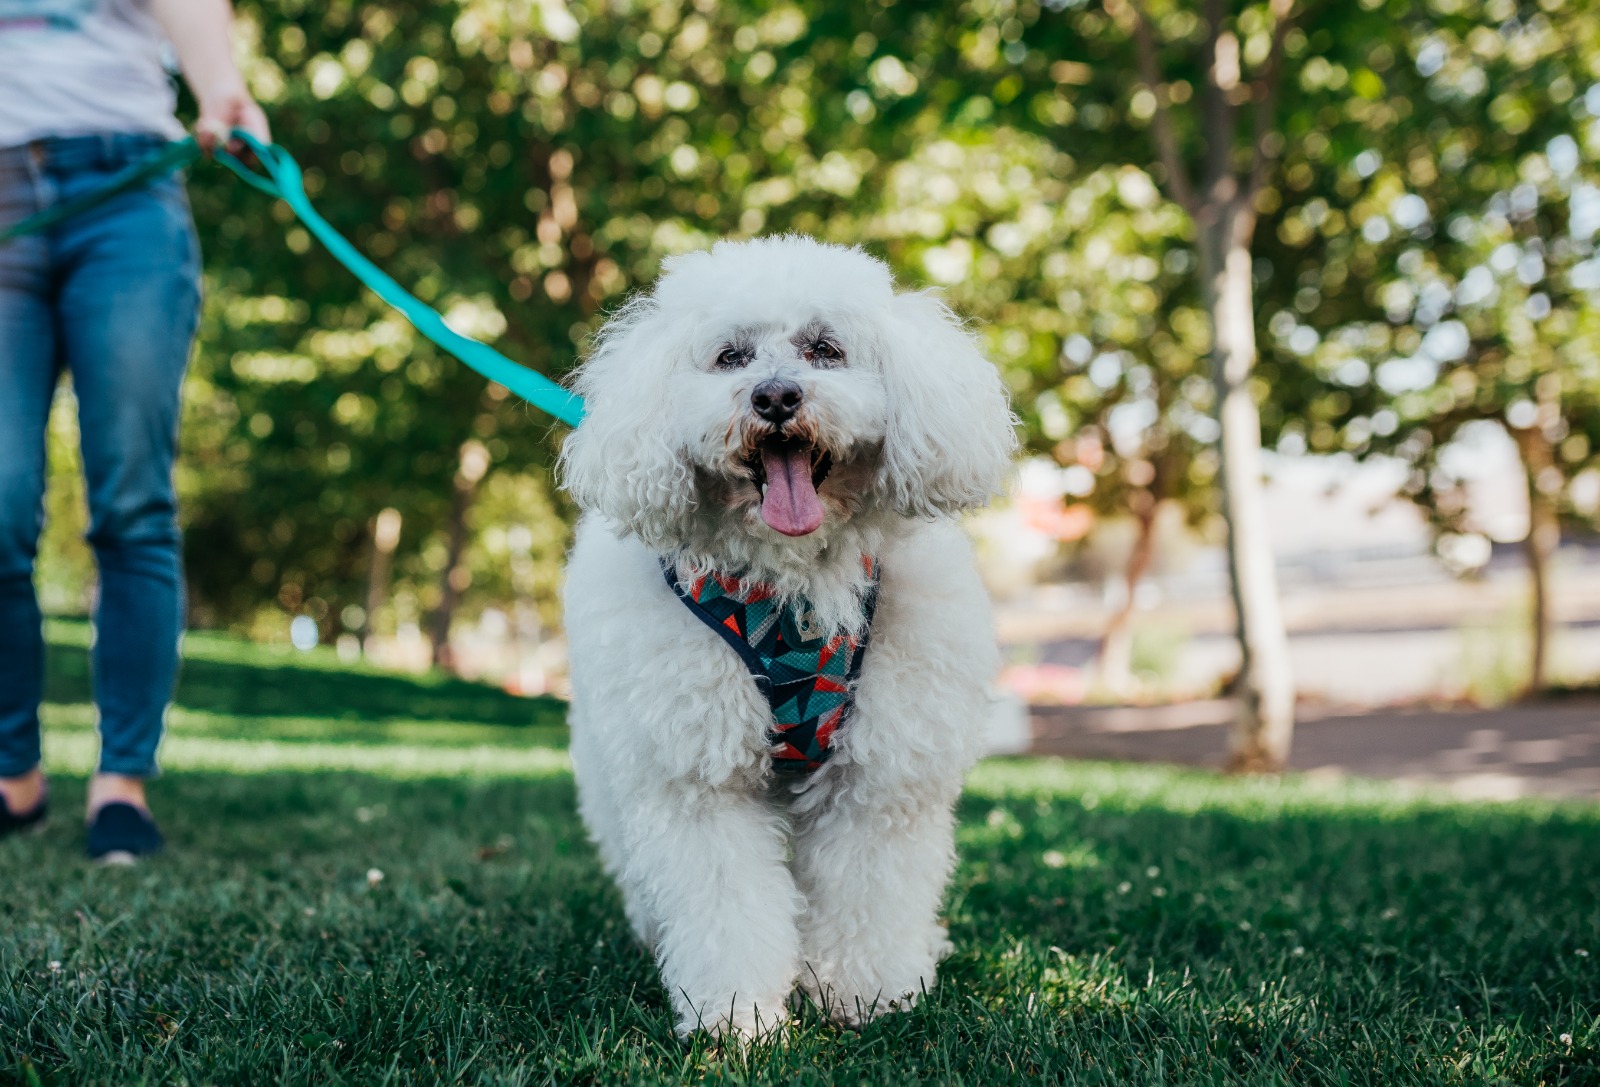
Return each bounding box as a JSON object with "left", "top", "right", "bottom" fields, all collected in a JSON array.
[{"left": 0, "top": 0, "right": 268, "bottom": 861}]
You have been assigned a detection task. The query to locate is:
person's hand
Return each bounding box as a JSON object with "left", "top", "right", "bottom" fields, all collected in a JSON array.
[{"left": 195, "top": 84, "right": 270, "bottom": 157}]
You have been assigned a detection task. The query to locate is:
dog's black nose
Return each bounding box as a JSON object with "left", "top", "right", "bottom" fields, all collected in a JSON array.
[{"left": 751, "top": 379, "right": 803, "bottom": 424}]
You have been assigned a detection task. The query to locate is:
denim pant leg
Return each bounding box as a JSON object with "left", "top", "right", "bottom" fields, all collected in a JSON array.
[
  {"left": 0, "top": 167, "right": 58, "bottom": 779},
  {"left": 55, "top": 171, "right": 200, "bottom": 778}
]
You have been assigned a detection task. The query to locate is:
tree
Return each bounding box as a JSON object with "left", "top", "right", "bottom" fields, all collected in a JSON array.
[
  {"left": 897, "top": 0, "right": 1550, "bottom": 762},
  {"left": 176, "top": 0, "right": 910, "bottom": 655},
  {"left": 931, "top": 0, "right": 1320, "bottom": 767},
  {"left": 1257, "top": 0, "right": 1600, "bottom": 695},
  {"left": 868, "top": 132, "right": 1218, "bottom": 696},
  {"left": 1065, "top": 0, "right": 1302, "bottom": 765}
]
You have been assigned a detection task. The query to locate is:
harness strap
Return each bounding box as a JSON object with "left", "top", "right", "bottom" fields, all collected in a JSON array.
[{"left": 663, "top": 558, "right": 879, "bottom": 774}]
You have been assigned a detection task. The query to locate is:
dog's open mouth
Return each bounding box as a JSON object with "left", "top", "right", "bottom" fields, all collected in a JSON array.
[{"left": 746, "top": 437, "right": 833, "bottom": 537}]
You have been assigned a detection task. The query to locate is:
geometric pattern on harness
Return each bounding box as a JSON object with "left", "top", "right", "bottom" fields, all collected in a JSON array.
[{"left": 662, "top": 556, "right": 879, "bottom": 774}]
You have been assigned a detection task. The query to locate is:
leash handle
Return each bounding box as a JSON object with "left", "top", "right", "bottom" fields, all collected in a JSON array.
[{"left": 0, "top": 131, "right": 586, "bottom": 427}]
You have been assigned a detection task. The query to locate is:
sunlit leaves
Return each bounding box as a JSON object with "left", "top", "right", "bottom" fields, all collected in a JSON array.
[{"left": 1256, "top": 0, "right": 1600, "bottom": 541}]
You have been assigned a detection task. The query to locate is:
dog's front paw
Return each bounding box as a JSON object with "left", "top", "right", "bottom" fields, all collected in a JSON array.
[
  {"left": 798, "top": 966, "right": 934, "bottom": 1029},
  {"left": 676, "top": 1000, "right": 790, "bottom": 1043}
]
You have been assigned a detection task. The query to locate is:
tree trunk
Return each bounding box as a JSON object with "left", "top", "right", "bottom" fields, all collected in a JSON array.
[
  {"left": 1514, "top": 427, "right": 1559, "bottom": 696},
  {"left": 1524, "top": 507, "right": 1555, "bottom": 695},
  {"left": 1097, "top": 497, "right": 1161, "bottom": 697},
  {"left": 361, "top": 507, "right": 403, "bottom": 653},
  {"left": 1198, "top": 209, "right": 1296, "bottom": 771},
  {"left": 429, "top": 441, "right": 491, "bottom": 671}
]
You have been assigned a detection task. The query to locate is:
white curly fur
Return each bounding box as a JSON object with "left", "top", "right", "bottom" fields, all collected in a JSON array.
[{"left": 560, "top": 236, "right": 1016, "bottom": 1037}]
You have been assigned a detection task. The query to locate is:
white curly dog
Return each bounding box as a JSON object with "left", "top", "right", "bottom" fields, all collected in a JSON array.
[{"left": 560, "top": 235, "right": 1016, "bottom": 1037}]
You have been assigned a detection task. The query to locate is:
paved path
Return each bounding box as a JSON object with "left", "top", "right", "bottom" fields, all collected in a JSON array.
[
  {"left": 1000, "top": 558, "right": 1600, "bottom": 706},
  {"left": 1028, "top": 698, "right": 1600, "bottom": 801}
]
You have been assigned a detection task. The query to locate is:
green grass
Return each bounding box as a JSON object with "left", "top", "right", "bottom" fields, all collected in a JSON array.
[{"left": 3, "top": 623, "right": 1598, "bottom": 1085}]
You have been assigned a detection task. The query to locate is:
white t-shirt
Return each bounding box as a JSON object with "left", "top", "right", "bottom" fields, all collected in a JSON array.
[{"left": 0, "top": 0, "right": 184, "bottom": 148}]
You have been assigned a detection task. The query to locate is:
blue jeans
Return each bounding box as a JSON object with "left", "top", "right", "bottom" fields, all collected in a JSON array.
[{"left": 0, "top": 133, "right": 200, "bottom": 779}]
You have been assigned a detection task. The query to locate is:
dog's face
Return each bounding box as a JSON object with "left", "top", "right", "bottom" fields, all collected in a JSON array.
[
  {"left": 561, "top": 236, "right": 1015, "bottom": 559},
  {"left": 689, "top": 315, "right": 883, "bottom": 538}
]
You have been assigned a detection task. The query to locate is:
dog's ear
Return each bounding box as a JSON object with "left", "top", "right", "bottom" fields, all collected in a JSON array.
[
  {"left": 875, "top": 290, "right": 1017, "bottom": 517},
  {"left": 558, "top": 297, "right": 696, "bottom": 545}
]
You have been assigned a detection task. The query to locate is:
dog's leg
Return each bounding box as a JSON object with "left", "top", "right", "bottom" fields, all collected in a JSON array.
[
  {"left": 791, "top": 781, "right": 962, "bottom": 1027},
  {"left": 619, "top": 785, "right": 802, "bottom": 1039},
  {"left": 573, "top": 746, "right": 659, "bottom": 950}
]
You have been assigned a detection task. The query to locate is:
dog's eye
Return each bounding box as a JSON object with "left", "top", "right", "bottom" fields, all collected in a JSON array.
[
  {"left": 715, "top": 347, "right": 749, "bottom": 370},
  {"left": 806, "top": 340, "right": 843, "bottom": 365}
]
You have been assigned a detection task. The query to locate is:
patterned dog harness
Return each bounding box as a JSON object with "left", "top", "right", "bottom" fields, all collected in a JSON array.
[{"left": 663, "top": 557, "right": 880, "bottom": 774}]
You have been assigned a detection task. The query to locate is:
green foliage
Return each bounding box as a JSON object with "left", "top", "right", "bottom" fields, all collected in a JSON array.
[
  {"left": 1256, "top": 0, "right": 1600, "bottom": 535},
  {"left": 31, "top": 0, "right": 1600, "bottom": 662},
  {"left": 34, "top": 396, "right": 93, "bottom": 617},
  {"left": 870, "top": 132, "right": 1219, "bottom": 531},
  {"left": 173, "top": 0, "right": 912, "bottom": 638},
  {"left": 876, "top": 0, "right": 1600, "bottom": 549},
  {"left": 5, "top": 629, "right": 1598, "bottom": 1084}
]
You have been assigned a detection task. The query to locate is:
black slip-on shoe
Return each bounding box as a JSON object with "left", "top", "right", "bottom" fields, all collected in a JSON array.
[
  {"left": 86, "top": 802, "right": 164, "bottom": 864},
  {"left": 0, "top": 789, "right": 47, "bottom": 839}
]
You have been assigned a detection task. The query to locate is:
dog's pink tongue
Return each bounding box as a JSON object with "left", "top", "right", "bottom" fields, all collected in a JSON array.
[{"left": 760, "top": 445, "right": 824, "bottom": 537}]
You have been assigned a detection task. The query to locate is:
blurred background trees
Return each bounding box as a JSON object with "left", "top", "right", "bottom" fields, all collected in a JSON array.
[
  {"left": 1260, "top": 0, "right": 1600, "bottom": 696},
  {"left": 869, "top": 136, "right": 1211, "bottom": 698},
  {"left": 33, "top": 0, "right": 1600, "bottom": 756}
]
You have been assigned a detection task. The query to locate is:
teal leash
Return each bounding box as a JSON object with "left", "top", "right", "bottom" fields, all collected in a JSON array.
[{"left": 0, "top": 131, "right": 585, "bottom": 427}]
